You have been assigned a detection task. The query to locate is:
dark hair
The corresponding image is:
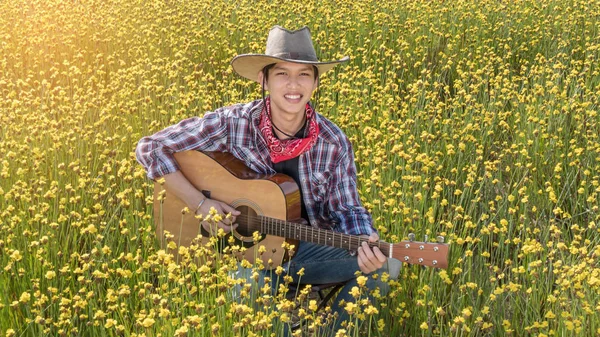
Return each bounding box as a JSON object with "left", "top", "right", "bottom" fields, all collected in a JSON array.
[{"left": 262, "top": 64, "right": 319, "bottom": 80}]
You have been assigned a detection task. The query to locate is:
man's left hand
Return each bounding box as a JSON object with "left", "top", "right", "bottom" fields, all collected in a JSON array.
[{"left": 357, "top": 232, "right": 387, "bottom": 274}]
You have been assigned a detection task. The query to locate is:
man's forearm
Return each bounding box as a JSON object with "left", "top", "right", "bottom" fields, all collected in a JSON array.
[{"left": 161, "top": 170, "right": 206, "bottom": 211}]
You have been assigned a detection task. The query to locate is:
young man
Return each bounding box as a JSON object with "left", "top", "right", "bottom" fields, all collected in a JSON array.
[{"left": 136, "top": 26, "right": 391, "bottom": 333}]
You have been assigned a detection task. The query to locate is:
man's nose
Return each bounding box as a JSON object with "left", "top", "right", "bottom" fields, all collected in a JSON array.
[{"left": 287, "top": 75, "right": 300, "bottom": 87}]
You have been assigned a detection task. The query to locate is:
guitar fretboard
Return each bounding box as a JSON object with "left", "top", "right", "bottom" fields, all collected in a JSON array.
[{"left": 238, "top": 214, "right": 392, "bottom": 256}]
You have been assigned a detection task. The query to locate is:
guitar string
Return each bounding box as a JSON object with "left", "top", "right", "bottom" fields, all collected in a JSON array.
[
  {"left": 195, "top": 215, "right": 445, "bottom": 264},
  {"left": 205, "top": 213, "right": 391, "bottom": 251}
]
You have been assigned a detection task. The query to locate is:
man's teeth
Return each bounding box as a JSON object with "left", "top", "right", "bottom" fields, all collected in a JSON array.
[{"left": 285, "top": 94, "right": 301, "bottom": 99}]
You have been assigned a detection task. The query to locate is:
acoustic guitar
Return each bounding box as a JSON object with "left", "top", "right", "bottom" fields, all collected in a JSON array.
[{"left": 153, "top": 151, "right": 449, "bottom": 269}]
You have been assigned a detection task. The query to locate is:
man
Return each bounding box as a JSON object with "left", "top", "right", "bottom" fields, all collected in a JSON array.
[{"left": 136, "top": 25, "right": 391, "bottom": 334}]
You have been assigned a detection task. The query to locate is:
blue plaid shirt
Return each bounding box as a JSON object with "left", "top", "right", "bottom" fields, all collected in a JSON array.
[{"left": 135, "top": 99, "right": 375, "bottom": 236}]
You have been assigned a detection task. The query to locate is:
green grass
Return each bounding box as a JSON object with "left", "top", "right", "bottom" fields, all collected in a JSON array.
[{"left": 1, "top": 0, "right": 599, "bottom": 336}]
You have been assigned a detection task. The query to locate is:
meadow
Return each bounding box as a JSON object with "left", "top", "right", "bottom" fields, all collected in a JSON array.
[{"left": 1, "top": 0, "right": 599, "bottom": 336}]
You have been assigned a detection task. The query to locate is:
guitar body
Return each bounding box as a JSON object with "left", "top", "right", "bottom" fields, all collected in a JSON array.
[{"left": 153, "top": 151, "right": 300, "bottom": 267}]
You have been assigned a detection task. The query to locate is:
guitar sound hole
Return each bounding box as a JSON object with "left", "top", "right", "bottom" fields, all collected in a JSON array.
[{"left": 236, "top": 205, "right": 257, "bottom": 238}]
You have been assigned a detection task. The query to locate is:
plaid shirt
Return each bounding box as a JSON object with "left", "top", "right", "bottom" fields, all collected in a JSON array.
[{"left": 135, "top": 99, "right": 375, "bottom": 236}]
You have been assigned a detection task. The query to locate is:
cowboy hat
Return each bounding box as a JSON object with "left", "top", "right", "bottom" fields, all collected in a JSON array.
[{"left": 231, "top": 25, "right": 349, "bottom": 82}]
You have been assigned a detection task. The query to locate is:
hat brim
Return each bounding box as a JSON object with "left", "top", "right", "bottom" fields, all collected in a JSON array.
[{"left": 231, "top": 54, "right": 350, "bottom": 82}]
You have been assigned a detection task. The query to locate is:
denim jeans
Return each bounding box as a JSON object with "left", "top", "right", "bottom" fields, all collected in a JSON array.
[{"left": 231, "top": 241, "right": 397, "bottom": 336}]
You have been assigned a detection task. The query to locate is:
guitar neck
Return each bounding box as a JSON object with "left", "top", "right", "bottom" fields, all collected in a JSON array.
[
  {"left": 249, "top": 214, "right": 449, "bottom": 269},
  {"left": 253, "top": 215, "right": 392, "bottom": 256}
]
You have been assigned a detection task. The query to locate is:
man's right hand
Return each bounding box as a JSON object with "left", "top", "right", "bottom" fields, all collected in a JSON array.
[
  {"left": 159, "top": 170, "right": 241, "bottom": 236},
  {"left": 196, "top": 198, "right": 241, "bottom": 236}
]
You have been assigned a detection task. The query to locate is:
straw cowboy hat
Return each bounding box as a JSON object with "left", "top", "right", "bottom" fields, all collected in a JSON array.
[{"left": 231, "top": 25, "right": 349, "bottom": 83}]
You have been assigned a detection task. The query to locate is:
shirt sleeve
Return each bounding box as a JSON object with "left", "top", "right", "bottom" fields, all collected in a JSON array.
[
  {"left": 135, "top": 111, "right": 229, "bottom": 180},
  {"left": 328, "top": 143, "right": 376, "bottom": 236}
]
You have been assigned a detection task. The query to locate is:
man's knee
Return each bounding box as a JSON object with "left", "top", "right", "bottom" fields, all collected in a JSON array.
[
  {"left": 387, "top": 257, "right": 402, "bottom": 280},
  {"left": 367, "top": 258, "right": 401, "bottom": 296}
]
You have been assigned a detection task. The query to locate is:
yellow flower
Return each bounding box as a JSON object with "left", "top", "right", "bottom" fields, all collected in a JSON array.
[
  {"left": 19, "top": 292, "right": 30, "bottom": 303},
  {"left": 356, "top": 275, "right": 368, "bottom": 287},
  {"left": 564, "top": 321, "right": 574, "bottom": 330},
  {"left": 141, "top": 317, "right": 155, "bottom": 328},
  {"left": 174, "top": 326, "right": 188, "bottom": 337},
  {"left": 9, "top": 250, "right": 22, "bottom": 262},
  {"left": 364, "top": 305, "right": 379, "bottom": 315},
  {"left": 344, "top": 302, "right": 357, "bottom": 315},
  {"left": 334, "top": 329, "right": 348, "bottom": 337},
  {"left": 211, "top": 323, "right": 220, "bottom": 334},
  {"left": 350, "top": 286, "right": 361, "bottom": 299},
  {"left": 420, "top": 322, "right": 429, "bottom": 329},
  {"left": 94, "top": 310, "right": 106, "bottom": 320},
  {"left": 45, "top": 271, "right": 56, "bottom": 280},
  {"left": 34, "top": 316, "right": 45, "bottom": 325}
]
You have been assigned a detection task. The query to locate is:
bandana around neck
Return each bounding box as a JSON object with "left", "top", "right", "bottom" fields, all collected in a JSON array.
[{"left": 259, "top": 97, "right": 319, "bottom": 163}]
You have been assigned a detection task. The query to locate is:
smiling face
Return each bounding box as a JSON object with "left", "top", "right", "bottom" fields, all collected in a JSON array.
[{"left": 258, "top": 62, "right": 319, "bottom": 122}]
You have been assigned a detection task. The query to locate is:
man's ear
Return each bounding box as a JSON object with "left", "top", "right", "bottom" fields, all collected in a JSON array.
[
  {"left": 257, "top": 71, "right": 268, "bottom": 91},
  {"left": 311, "top": 75, "right": 319, "bottom": 93}
]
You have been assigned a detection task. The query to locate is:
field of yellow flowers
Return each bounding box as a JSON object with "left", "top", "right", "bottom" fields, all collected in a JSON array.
[{"left": 1, "top": 0, "right": 599, "bottom": 336}]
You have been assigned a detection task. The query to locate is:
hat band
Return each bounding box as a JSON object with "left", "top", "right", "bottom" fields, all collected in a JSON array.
[{"left": 271, "top": 52, "right": 318, "bottom": 62}]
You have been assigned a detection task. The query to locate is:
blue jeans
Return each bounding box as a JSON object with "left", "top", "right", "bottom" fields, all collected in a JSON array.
[{"left": 232, "top": 241, "right": 393, "bottom": 335}]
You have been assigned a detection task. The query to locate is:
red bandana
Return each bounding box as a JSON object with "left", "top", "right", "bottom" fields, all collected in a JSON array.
[{"left": 259, "top": 97, "right": 319, "bottom": 163}]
